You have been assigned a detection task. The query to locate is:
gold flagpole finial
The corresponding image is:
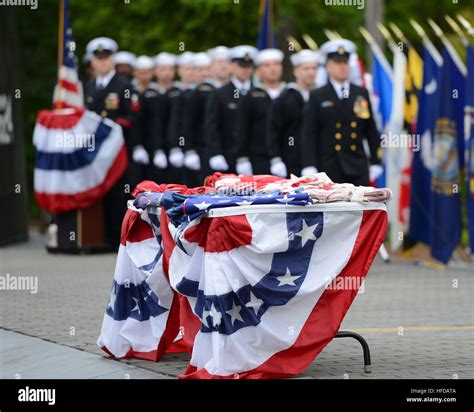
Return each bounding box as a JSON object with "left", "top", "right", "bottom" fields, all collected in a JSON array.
[
  {"left": 409, "top": 19, "right": 427, "bottom": 40},
  {"left": 389, "top": 22, "right": 409, "bottom": 45},
  {"left": 376, "top": 22, "right": 395, "bottom": 44},
  {"left": 427, "top": 18, "right": 445, "bottom": 39},
  {"left": 456, "top": 14, "right": 474, "bottom": 37},
  {"left": 323, "top": 29, "right": 337, "bottom": 41},
  {"left": 359, "top": 26, "right": 375, "bottom": 45},
  {"left": 286, "top": 35, "right": 302, "bottom": 52},
  {"left": 302, "top": 33, "right": 318, "bottom": 50},
  {"left": 445, "top": 15, "right": 469, "bottom": 45}
]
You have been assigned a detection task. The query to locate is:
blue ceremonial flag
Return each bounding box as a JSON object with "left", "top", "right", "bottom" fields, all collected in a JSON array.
[
  {"left": 409, "top": 42, "right": 442, "bottom": 245},
  {"left": 257, "top": 0, "right": 275, "bottom": 50},
  {"left": 430, "top": 46, "right": 463, "bottom": 264},
  {"left": 466, "top": 45, "right": 474, "bottom": 254},
  {"left": 371, "top": 46, "right": 393, "bottom": 188}
]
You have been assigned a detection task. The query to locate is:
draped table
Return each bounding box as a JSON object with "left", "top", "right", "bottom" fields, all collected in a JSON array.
[{"left": 98, "top": 187, "right": 388, "bottom": 379}]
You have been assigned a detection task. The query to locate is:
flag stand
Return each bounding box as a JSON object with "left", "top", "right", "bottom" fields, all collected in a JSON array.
[
  {"left": 335, "top": 331, "right": 372, "bottom": 373},
  {"left": 46, "top": 0, "right": 109, "bottom": 254}
]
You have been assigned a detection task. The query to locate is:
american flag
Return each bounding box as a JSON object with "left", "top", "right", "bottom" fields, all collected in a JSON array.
[{"left": 52, "top": 0, "right": 83, "bottom": 109}]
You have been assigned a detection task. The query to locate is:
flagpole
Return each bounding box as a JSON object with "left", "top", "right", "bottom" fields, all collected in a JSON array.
[
  {"left": 389, "top": 22, "right": 411, "bottom": 47},
  {"left": 286, "top": 35, "right": 302, "bottom": 52},
  {"left": 428, "top": 18, "right": 467, "bottom": 76},
  {"left": 409, "top": 19, "right": 443, "bottom": 66},
  {"left": 456, "top": 14, "right": 474, "bottom": 38},
  {"left": 445, "top": 15, "right": 469, "bottom": 47},
  {"left": 376, "top": 22, "right": 397, "bottom": 53},
  {"left": 359, "top": 26, "right": 393, "bottom": 75},
  {"left": 302, "top": 33, "right": 318, "bottom": 50},
  {"left": 269, "top": 0, "right": 273, "bottom": 48},
  {"left": 57, "top": 0, "right": 64, "bottom": 110}
]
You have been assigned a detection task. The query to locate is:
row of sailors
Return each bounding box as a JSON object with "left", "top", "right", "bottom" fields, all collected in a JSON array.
[{"left": 84, "top": 37, "right": 382, "bottom": 246}]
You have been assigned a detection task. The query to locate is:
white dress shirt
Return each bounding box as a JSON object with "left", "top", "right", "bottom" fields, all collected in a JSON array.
[
  {"left": 329, "top": 78, "right": 350, "bottom": 100},
  {"left": 96, "top": 69, "right": 116, "bottom": 90},
  {"left": 231, "top": 76, "right": 251, "bottom": 95}
]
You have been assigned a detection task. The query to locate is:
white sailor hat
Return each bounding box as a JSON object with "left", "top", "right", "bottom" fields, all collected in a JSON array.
[
  {"left": 229, "top": 45, "right": 258, "bottom": 66},
  {"left": 255, "top": 48, "right": 284, "bottom": 66},
  {"left": 177, "top": 51, "right": 195, "bottom": 66},
  {"left": 155, "top": 52, "right": 177, "bottom": 67},
  {"left": 192, "top": 52, "right": 212, "bottom": 67},
  {"left": 114, "top": 51, "right": 137, "bottom": 66},
  {"left": 207, "top": 46, "right": 230, "bottom": 61},
  {"left": 320, "top": 39, "right": 356, "bottom": 62},
  {"left": 86, "top": 37, "right": 118, "bottom": 57},
  {"left": 134, "top": 55, "right": 155, "bottom": 70},
  {"left": 290, "top": 49, "right": 319, "bottom": 67}
]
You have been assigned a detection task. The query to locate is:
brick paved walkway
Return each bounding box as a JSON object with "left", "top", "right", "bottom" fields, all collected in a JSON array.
[{"left": 1, "top": 233, "right": 473, "bottom": 379}]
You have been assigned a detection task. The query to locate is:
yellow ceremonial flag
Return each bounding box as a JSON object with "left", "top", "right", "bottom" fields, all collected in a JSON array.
[{"left": 404, "top": 47, "right": 424, "bottom": 132}]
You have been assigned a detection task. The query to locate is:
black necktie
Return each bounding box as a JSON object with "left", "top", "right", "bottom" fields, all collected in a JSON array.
[{"left": 341, "top": 86, "right": 347, "bottom": 100}]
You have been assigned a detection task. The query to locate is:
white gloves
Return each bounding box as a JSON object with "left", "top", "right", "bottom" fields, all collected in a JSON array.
[
  {"left": 270, "top": 157, "right": 287, "bottom": 177},
  {"left": 184, "top": 150, "right": 201, "bottom": 170},
  {"left": 132, "top": 146, "right": 149, "bottom": 165},
  {"left": 169, "top": 147, "right": 185, "bottom": 168},
  {"left": 236, "top": 157, "right": 253, "bottom": 175},
  {"left": 369, "top": 164, "right": 383, "bottom": 181},
  {"left": 301, "top": 166, "right": 318, "bottom": 176},
  {"left": 153, "top": 150, "right": 168, "bottom": 169},
  {"left": 209, "top": 154, "right": 229, "bottom": 171}
]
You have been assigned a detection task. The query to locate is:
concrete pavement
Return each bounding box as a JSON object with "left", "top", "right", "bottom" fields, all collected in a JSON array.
[{"left": 1, "top": 232, "right": 473, "bottom": 379}]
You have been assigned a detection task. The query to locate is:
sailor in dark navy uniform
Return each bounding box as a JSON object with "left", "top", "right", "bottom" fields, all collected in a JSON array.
[
  {"left": 235, "top": 48, "right": 285, "bottom": 176},
  {"left": 114, "top": 51, "right": 137, "bottom": 81},
  {"left": 154, "top": 52, "right": 182, "bottom": 184},
  {"left": 267, "top": 49, "right": 318, "bottom": 177},
  {"left": 182, "top": 52, "right": 213, "bottom": 187},
  {"left": 301, "top": 39, "right": 383, "bottom": 186},
  {"left": 84, "top": 37, "right": 140, "bottom": 248},
  {"left": 206, "top": 45, "right": 257, "bottom": 175},
  {"left": 167, "top": 51, "right": 196, "bottom": 185},
  {"left": 132, "top": 55, "right": 167, "bottom": 185},
  {"left": 184, "top": 48, "right": 231, "bottom": 185}
]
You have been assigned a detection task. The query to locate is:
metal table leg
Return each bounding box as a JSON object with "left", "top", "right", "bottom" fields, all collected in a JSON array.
[{"left": 335, "top": 331, "right": 372, "bottom": 373}]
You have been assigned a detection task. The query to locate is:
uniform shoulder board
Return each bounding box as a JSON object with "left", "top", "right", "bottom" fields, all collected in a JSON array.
[
  {"left": 198, "top": 84, "right": 213, "bottom": 92},
  {"left": 144, "top": 90, "right": 159, "bottom": 98}
]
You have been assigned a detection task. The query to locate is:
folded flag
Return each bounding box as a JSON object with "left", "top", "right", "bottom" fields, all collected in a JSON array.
[{"left": 33, "top": 107, "right": 128, "bottom": 213}]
